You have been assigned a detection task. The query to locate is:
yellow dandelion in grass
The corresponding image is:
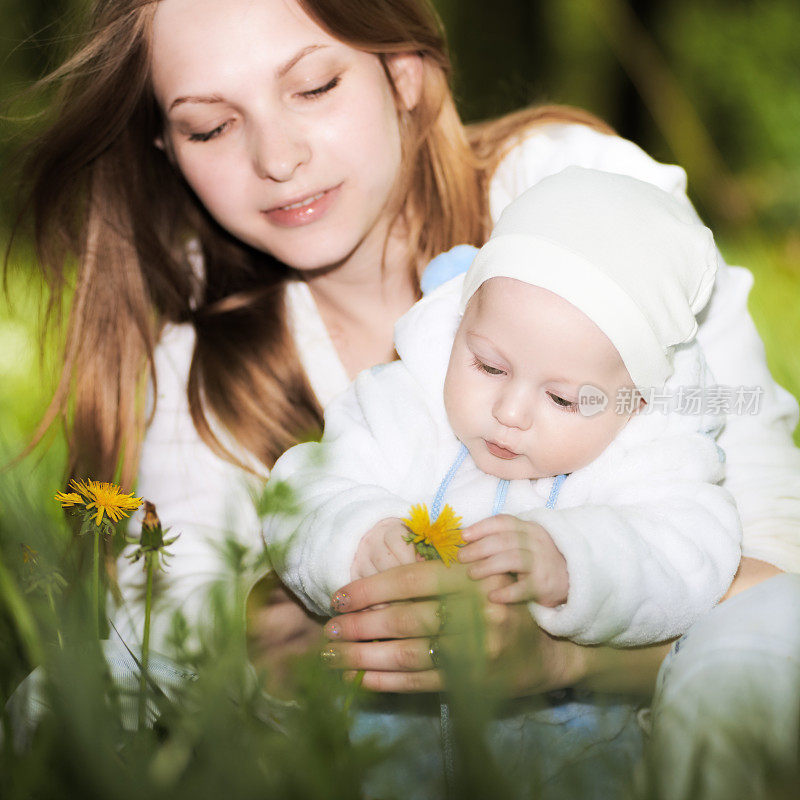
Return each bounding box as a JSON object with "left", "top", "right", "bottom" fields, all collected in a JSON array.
[
  {"left": 402, "top": 503, "right": 465, "bottom": 566},
  {"left": 82, "top": 481, "right": 142, "bottom": 525},
  {"left": 54, "top": 491, "right": 83, "bottom": 509},
  {"left": 57, "top": 478, "right": 142, "bottom": 526}
]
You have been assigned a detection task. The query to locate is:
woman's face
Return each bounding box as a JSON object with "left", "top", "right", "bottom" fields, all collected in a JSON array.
[{"left": 150, "top": 0, "right": 422, "bottom": 272}]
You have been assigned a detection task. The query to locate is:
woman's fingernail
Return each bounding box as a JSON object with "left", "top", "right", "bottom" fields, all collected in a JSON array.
[
  {"left": 327, "top": 621, "right": 341, "bottom": 639},
  {"left": 319, "top": 647, "right": 339, "bottom": 666},
  {"left": 330, "top": 591, "right": 351, "bottom": 612}
]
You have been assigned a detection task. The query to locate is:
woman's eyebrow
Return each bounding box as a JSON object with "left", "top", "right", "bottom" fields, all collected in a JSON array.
[
  {"left": 276, "top": 44, "right": 329, "bottom": 78},
  {"left": 169, "top": 94, "right": 224, "bottom": 113},
  {"left": 168, "top": 45, "right": 330, "bottom": 112}
]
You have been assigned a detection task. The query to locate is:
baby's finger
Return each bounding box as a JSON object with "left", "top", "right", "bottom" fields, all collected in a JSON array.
[
  {"left": 350, "top": 552, "right": 378, "bottom": 581},
  {"left": 371, "top": 548, "right": 403, "bottom": 574},
  {"left": 387, "top": 534, "right": 417, "bottom": 565},
  {"left": 458, "top": 531, "right": 517, "bottom": 563},
  {"left": 461, "top": 514, "right": 518, "bottom": 542},
  {"left": 466, "top": 549, "right": 532, "bottom": 581}
]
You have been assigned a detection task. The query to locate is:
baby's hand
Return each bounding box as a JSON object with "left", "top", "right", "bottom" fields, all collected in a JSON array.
[
  {"left": 350, "top": 518, "right": 418, "bottom": 580},
  {"left": 458, "top": 514, "right": 568, "bottom": 607}
]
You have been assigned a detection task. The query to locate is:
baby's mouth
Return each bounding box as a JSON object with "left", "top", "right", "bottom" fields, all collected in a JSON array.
[{"left": 484, "top": 440, "right": 519, "bottom": 460}]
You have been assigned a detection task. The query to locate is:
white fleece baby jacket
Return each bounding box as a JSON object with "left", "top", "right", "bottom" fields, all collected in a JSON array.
[{"left": 264, "top": 272, "right": 742, "bottom": 647}]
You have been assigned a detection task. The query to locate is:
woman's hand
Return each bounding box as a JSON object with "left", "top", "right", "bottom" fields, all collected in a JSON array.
[{"left": 321, "top": 561, "right": 587, "bottom": 694}]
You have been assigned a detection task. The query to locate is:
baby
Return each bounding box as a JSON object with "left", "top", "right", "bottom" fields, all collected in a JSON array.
[{"left": 265, "top": 167, "right": 742, "bottom": 646}]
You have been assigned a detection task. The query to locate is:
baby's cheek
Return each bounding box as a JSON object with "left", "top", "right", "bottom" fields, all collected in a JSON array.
[
  {"left": 443, "top": 381, "right": 472, "bottom": 440},
  {"left": 447, "top": 406, "right": 474, "bottom": 451},
  {"left": 558, "top": 415, "right": 623, "bottom": 472}
]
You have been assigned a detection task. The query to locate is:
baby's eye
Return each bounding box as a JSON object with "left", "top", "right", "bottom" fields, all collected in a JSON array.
[
  {"left": 481, "top": 364, "right": 504, "bottom": 375},
  {"left": 547, "top": 392, "right": 578, "bottom": 412},
  {"left": 471, "top": 357, "right": 504, "bottom": 376}
]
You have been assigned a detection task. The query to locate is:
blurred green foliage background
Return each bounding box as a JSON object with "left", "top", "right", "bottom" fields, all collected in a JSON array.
[
  {"left": 1, "top": 0, "right": 799, "bottom": 493},
  {"left": 0, "top": 7, "right": 797, "bottom": 795}
]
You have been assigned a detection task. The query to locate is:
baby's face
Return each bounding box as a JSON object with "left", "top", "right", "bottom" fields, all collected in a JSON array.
[{"left": 443, "top": 277, "right": 641, "bottom": 480}]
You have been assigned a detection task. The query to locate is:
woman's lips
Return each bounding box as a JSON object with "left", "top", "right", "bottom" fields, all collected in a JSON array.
[
  {"left": 485, "top": 440, "right": 519, "bottom": 460},
  {"left": 262, "top": 184, "right": 340, "bottom": 228}
]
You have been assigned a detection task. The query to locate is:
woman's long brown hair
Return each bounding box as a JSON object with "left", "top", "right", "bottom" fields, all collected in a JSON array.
[{"left": 13, "top": 0, "right": 613, "bottom": 488}]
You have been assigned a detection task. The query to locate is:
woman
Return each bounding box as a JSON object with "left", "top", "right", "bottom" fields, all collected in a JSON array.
[{"left": 17, "top": 0, "right": 800, "bottom": 795}]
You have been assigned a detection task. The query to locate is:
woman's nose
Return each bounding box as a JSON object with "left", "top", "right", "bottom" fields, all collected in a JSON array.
[
  {"left": 492, "top": 388, "right": 533, "bottom": 430},
  {"left": 250, "top": 120, "right": 311, "bottom": 182}
]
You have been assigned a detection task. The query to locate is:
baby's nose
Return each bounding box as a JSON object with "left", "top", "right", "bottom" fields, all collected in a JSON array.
[{"left": 492, "top": 390, "right": 533, "bottom": 430}]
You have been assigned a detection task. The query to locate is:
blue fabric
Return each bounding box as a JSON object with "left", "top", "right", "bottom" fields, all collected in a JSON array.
[
  {"left": 351, "top": 695, "right": 642, "bottom": 800},
  {"left": 547, "top": 473, "right": 568, "bottom": 509},
  {"left": 491, "top": 478, "right": 510, "bottom": 516},
  {"left": 420, "top": 245, "right": 479, "bottom": 295},
  {"left": 431, "top": 443, "right": 469, "bottom": 521}
]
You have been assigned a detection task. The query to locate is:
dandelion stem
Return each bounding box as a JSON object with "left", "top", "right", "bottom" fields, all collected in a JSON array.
[
  {"left": 92, "top": 526, "right": 100, "bottom": 639},
  {"left": 138, "top": 553, "right": 155, "bottom": 730},
  {"left": 343, "top": 669, "right": 365, "bottom": 714},
  {"left": 46, "top": 588, "right": 64, "bottom": 650}
]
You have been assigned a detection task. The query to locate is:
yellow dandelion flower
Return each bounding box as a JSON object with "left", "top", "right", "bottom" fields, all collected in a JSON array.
[
  {"left": 68, "top": 479, "right": 95, "bottom": 500},
  {"left": 402, "top": 503, "right": 465, "bottom": 567},
  {"left": 82, "top": 480, "right": 143, "bottom": 526},
  {"left": 54, "top": 491, "right": 84, "bottom": 508}
]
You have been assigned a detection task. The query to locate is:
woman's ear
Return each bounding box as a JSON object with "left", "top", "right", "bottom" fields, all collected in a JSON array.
[{"left": 385, "top": 52, "right": 424, "bottom": 112}]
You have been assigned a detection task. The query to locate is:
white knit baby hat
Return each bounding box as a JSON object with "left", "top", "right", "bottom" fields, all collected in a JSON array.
[{"left": 459, "top": 166, "right": 718, "bottom": 391}]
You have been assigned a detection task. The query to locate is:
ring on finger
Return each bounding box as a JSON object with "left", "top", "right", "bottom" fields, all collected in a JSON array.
[
  {"left": 428, "top": 636, "right": 441, "bottom": 669},
  {"left": 319, "top": 647, "right": 338, "bottom": 666}
]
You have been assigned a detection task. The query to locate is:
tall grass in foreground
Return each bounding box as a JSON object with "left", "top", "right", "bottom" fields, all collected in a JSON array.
[
  {"left": 0, "top": 470, "right": 383, "bottom": 800},
  {"left": 1, "top": 463, "right": 798, "bottom": 799},
  {"left": 0, "top": 465, "right": 524, "bottom": 799}
]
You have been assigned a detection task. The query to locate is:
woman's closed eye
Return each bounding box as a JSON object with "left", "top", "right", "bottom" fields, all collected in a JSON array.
[
  {"left": 547, "top": 392, "right": 578, "bottom": 413},
  {"left": 298, "top": 74, "right": 341, "bottom": 100},
  {"left": 471, "top": 356, "right": 505, "bottom": 376},
  {"left": 188, "top": 121, "right": 232, "bottom": 143}
]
